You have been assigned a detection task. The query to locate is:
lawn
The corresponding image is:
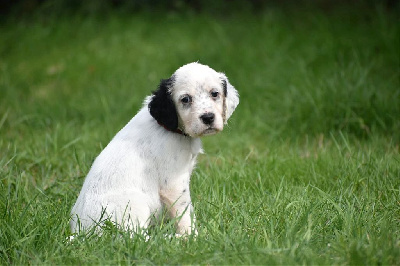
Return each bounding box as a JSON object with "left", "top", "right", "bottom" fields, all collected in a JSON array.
[{"left": 0, "top": 2, "right": 399, "bottom": 264}]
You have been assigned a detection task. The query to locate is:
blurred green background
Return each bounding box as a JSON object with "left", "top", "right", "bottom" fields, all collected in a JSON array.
[{"left": 1, "top": 0, "right": 399, "bottom": 144}]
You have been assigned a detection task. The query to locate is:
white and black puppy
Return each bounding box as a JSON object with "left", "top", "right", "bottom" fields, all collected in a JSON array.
[{"left": 70, "top": 62, "right": 239, "bottom": 235}]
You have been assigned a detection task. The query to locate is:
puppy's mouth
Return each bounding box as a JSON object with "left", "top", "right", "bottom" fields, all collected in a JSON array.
[{"left": 201, "top": 127, "right": 219, "bottom": 136}]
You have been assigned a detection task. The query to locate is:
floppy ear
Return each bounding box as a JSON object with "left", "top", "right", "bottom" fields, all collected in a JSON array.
[
  {"left": 148, "top": 77, "right": 178, "bottom": 131},
  {"left": 220, "top": 73, "right": 239, "bottom": 123}
]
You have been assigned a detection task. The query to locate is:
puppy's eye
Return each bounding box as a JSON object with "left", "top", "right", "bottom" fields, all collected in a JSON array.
[
  {"left": 180, "top": 95, "right": 192, "bottom": 104},
  {"left": 211, "top": 91, "right": 219, "bottom": 98}
]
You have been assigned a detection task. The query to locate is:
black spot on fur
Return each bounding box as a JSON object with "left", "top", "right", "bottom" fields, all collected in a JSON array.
[
  {"left": 182, "top": 189, "right": 187, "bottom": 193},
  {"left": 149, "top": 76, "right": 178, "bottom": 131}
]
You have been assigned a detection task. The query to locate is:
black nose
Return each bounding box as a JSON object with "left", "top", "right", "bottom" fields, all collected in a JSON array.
[{"left": 200, "top": 113, "right": 215, "bottom": 125}]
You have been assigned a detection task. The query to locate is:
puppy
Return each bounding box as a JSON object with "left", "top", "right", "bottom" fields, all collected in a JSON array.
[{"left": 70, "top": 62, "right": 239, "bottom": 235}]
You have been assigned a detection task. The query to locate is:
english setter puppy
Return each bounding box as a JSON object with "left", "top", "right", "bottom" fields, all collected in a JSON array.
[{"left": 70, "top": 62, "right": 239, "bottom": 236}]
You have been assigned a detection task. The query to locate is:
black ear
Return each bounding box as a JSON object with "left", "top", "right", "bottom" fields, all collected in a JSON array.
[
  {"left": 148, "top": 77, "right": 178, "bottom": 131},
  {"left": 221, "top": 78, "right": 228, "bottom": 97}
]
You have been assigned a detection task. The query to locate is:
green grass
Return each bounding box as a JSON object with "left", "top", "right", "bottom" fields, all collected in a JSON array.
[{"left": 1, "top": 4, "right": 399, "bottom": 264}]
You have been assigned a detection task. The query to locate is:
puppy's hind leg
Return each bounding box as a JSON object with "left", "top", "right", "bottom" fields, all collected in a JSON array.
[{"left": 101, "top": 191, "right": 155, "bottom": 234}]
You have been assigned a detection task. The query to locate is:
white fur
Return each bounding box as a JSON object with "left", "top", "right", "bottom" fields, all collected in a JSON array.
[{"left": 70, "top": 62, "right": 239, "bottom": 235}]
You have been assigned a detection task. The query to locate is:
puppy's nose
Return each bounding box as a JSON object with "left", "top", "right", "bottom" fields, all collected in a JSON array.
[{"left": 200, "top": 113, "right": 215, "bottom": 125}]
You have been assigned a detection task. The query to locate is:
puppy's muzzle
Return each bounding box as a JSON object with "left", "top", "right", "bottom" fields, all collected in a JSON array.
[{"left": 200, "top": 113, "right": 215, "bottom": 125}]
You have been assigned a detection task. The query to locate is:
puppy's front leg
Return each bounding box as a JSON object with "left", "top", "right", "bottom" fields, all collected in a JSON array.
[{"left": 159, "top": 182, "right": 197, "bottom": 235}]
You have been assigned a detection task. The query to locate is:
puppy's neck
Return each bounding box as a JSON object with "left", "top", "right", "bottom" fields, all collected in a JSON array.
[{"left": 156, "top": 121, "right": 188, "bottom": 137}]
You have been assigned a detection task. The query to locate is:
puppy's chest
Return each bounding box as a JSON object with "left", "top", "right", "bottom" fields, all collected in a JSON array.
[
  {"left": 163, "top": 138, "right": 201, "bottom": 166},
  {"left": 150, "top": 137, "right": 201, "bottom": 179}
]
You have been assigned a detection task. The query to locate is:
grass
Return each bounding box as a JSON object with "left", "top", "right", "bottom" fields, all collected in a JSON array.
[{"left": 1, "top": 3, "right": 399, "bottom": 264}]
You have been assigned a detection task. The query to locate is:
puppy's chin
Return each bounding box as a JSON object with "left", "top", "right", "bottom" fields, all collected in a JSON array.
[
  {"left": 201, "top": 128, "right": 220, "bottom": 136},
  {"left": 188, "top": 127, "right": 221, "bottom": 137}
]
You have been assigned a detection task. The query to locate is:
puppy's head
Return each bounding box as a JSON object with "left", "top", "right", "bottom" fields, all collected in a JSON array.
[{"left": 149, "top": 62, "right": 239, "bottom": 138}]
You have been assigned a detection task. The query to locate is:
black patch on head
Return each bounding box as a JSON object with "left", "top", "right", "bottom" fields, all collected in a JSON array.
[
  {"left": 222, "top": 79, "right": 228, "bottom": 97},
  {"left": 148, "top": 76, "right": 178, "bottom": 131}
]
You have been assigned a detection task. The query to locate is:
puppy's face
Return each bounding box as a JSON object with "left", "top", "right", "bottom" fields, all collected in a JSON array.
[
  {"left": 171, "top": 66, "right": 225, "bottom": 137},
  {"left": 149, "top": 63, "right": 239, "bottom": 138}
]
